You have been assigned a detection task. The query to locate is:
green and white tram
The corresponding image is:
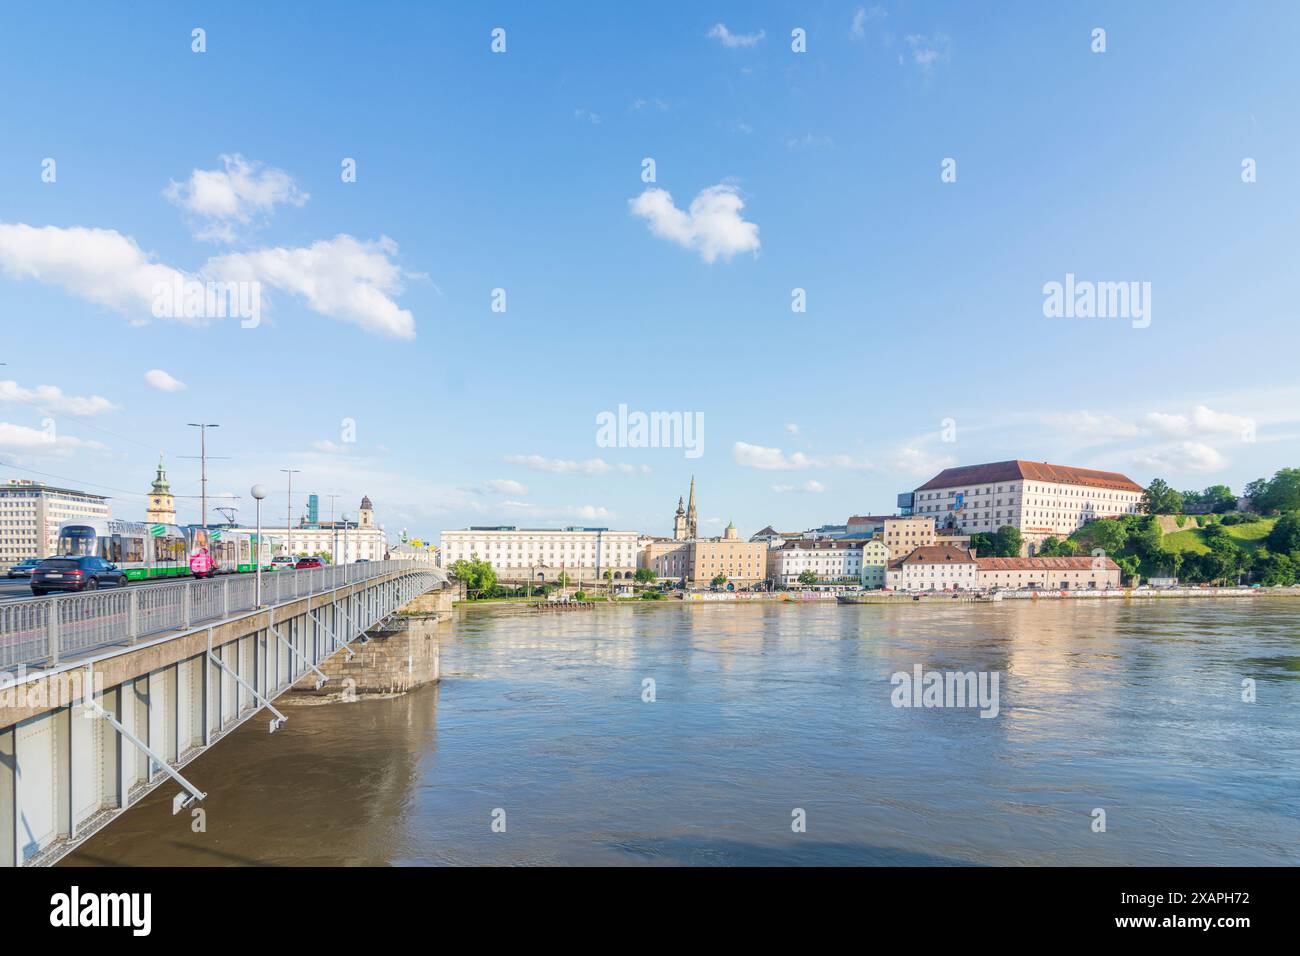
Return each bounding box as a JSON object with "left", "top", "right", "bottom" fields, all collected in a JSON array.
[{"left": 56, "top": 520, "right": 276, "bottom": 580}]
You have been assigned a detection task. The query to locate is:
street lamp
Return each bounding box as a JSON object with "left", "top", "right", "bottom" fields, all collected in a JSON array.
[
  {"left": 280, "top": 468, "right": 301, "bottom": 555},
  {"left": 251, "top": 483, "right": 267, "bottom": 606}
]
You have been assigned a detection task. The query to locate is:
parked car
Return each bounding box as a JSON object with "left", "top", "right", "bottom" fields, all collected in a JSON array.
[
  {"left": 5, "top": 557, "right": 41, "bottom": 578},
  {"left": 30, "top": 556, "right": 128, "bottom": 595},
  {"left": 270, "top": 556, "right": 298, "bottom": 572},
  {"left": 295, "top": 556, "right": 326, "bottom": 570}
]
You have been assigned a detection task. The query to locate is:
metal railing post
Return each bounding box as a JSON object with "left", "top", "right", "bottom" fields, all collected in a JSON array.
[
  {"left": 48, "top": 599, "right": 60, "bottom": 666},
  {"left": 183, "top": 584, "right": 192, "bottom": 629},
  {"left": 128, "top": 589, "right": 140, "bottom": 644},
  {"left": 222, "top": 578, "right": 230, "bottom": 616}
]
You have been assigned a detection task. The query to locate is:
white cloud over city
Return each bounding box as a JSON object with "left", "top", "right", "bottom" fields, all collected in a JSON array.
[
  {"left": 165, "top": 153, "right": 309, "bottom": 242},
  {"left": 629, "top": 184, "right": 760, "bottom": 263}
]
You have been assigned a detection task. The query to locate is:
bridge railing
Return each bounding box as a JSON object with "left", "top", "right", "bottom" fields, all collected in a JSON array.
[{"left": 0, "top": 560, "right": 438, "bottom": 672}]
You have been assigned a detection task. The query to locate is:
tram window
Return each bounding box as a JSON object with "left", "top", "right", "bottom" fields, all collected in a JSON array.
[
  {"left": 124, "top": 536, "right": 144, "bottom": 563},
  {"left": 59, "top": 526, "right": 96, "bottom": 556}
]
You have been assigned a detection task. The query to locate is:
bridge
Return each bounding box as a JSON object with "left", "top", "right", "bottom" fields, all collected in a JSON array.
[{"left": 0, "top": 561, "right": 447, "bottom": 866}]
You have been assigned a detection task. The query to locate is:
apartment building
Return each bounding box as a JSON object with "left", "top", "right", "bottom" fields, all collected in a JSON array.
[
  {"left": 883, "top": 516, "right": 936, "bottom": 560},
  {"left": 767, "top": 539, "right": 866, "bottom": 587},
  {"left": 0, "top": 479, "right": 111, "bottom": 566}
]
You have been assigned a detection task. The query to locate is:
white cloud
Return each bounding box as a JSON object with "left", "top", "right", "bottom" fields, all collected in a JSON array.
[
  {"left": 1134, "top": 441, "right": 1228, "bottom": 474},
  {"left": 1144, "top": 404, "right": 1256, "bottom": 440},
  {"left": 206, "top": 235, "right": 415, "bottom": 339},
  {"left": 708, "top": 23, "right": 765, "bottom": 48},
  {"left": 165, "top": 154, "right": 308, "bottom": 243},
  {"left": 785, "top": 133, "right": 834, "bottom": 150},
  {"left": 0, "top": 222, "right": 416, "bottom": 338},
  {"left": 851, "top": 6, "right": 886, "bottom": 38},
  {"left": 734, "top": 442, "right": 815, "bottom": 471},
  {"left": 574, "top": 108, "right": 602, "bottom": 125},
  {"left": 0, "top": 422, "right": 102, "bottom": 456},
  {"left": 0, "top": 222, "right": 195, "bottom": 322},
  {"left": 905, "top": 34, "right": 950, "bottom": 69},
  {"left": 143, "top": 369, "right": 186, "bottom": 393},
  {"left": 1042, "top": 411, "right": 1142, "bottom": 442},
  {"left": 0, "top": 379, "right": 117, "bottom": 416},
  {"left": 886, "top": 447, "right": 956, "bottom": 475},
  {"left": 629, "top": 184, "right": 760, "bottom": 263},
  {"left": 499, "top": 500, "right": 614, "bottom": 521},
  {"left": 505, "top": 454, "right": 619, "bottom": 476},
  {"left": 773, "top": 480, "right": 825, "bottom": 493},
  {"left": 483, "top": 479, "right": 529, "bottom": 496},
  {"left": 312, "top": 440, "right": 348, "bottom": 454}
]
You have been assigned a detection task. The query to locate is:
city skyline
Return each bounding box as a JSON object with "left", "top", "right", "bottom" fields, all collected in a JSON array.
[{"left": 2, "top": 2, "right": 1298, "bottom": 541}]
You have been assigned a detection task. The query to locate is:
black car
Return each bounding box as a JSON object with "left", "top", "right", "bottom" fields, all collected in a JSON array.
[{"left": 30, "top": 556, "right": 128, "bottom": 595}]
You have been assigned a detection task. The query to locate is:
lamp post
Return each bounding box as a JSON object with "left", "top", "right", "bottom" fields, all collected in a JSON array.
[
  {"left": 251, "top": 483, "right": 267, "bottom": 607},
  {"left": 280, "top": 468, "right": 301, "bottom": 556},
  {"left": 185, "top": 423, "right": 221, "bottom": 529}
]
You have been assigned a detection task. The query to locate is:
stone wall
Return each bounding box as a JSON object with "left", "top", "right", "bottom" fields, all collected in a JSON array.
[{"left": 293, "top": 615, "right": 442, "bottom": 697}]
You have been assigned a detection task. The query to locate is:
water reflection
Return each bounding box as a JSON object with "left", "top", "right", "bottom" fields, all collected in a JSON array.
[{"left": 67, "top": 599, "right": 1300, "bottom": 866}]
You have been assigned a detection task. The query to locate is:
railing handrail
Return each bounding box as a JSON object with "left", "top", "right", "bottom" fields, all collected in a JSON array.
[{"left": 0, "top": 560, "right": 444, "bottom": 673}]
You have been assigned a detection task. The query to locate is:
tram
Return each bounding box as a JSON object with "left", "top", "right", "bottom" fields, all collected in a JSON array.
[{"left": 55, "top": 519, "right": 278, "bottom": 581}]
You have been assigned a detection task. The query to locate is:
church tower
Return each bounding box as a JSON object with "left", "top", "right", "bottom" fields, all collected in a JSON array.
[
  {"left": 146, "top": 455, "right": 177, "bottom": 524},
  {"left": 358, "top": 495, "right": 375, "bottom": 529},
  {"left": 685, "top": 476, "right": 698, "bottom": 540},
  {"left": 673, "top": 496, "right": 688, "bottom": 540}
]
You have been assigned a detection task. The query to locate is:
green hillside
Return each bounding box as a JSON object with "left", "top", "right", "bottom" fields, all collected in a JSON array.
[{"left": 1161, "top": 517, "right": 1276, "bottom": 555}]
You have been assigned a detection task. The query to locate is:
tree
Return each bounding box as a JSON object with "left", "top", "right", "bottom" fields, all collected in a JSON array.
[
  {"left": 555, "top": 571, "right": 571, "bottom": 588},
  {"left": 797, "top": 569, "right": 818, "bottom": 586},
  {"left": 1243, "top": 478, "right": 1269, "bottom": 510},
  {"left": 1255, "top": 468, "right": 1300, "bottom": 514},
  {"left": 1142, "top": 478, "right": 1184, "bottom": 515},
  {"left": 448, "top": 556, "right": 497, "bottom": 598},
  {"left": 1202, "top": 484, "right": 1236, "bottom": 513},
  {"left": 1266, "top": 513, "right": 1300, "bottom": 554},
  {"left": 993, "top": 525, "right": 1023, "bottom": 558},
  {"left": 711, "top": 573, "right": 729, "bottom": 588},
  {"left": 1254, "top": 550, "right": 1296, "bottom": 587},
  {"left": 633, "top": 567, "right": 656, "bottom": 584},
  {"left": 969, "top": 532, "right": 995, "bottom": 556}
]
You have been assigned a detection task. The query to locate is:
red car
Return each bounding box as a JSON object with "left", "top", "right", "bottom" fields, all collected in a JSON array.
[{"left": 295, "top": 556, "right": 326, "bottom": 569}]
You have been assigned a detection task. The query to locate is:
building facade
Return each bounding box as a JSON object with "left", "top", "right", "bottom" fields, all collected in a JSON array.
[
  {"left": 886, "top": 544, "right": 979, "bottom": 591},
  {"left": 883, "top": 516, "right": 936, "bottom": 560},
  {"left": 689, "top": 538, "right": 768, "bottom": 586},
  {"left": 767, "top": 539, "right": 865, "bottom": 587},
  {"left": 0, "top": 479, "right": 112, "bottom": 566},
  {"left": 975, "top": 556, "right": 1122, "bottom": 590},
  {"left": 441, "top": 526, "right": 639, "bottom": 581},
  {"left": 241, "top": 495, "right": 386, "bottom": 562},
  {"left": 911, "top": 460, "right": 1143, "bottom": 546},
  {"left": 860, "top": 539, "right": 890, "bottom": 588}
]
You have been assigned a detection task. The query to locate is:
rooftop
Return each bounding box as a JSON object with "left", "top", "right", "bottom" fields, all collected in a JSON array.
[
  {"left": 976, "top": 556, "right": 1121, "bottom": 571},
  {"left": 915, "top": 460, "right": 1143, "bottom": 494}
]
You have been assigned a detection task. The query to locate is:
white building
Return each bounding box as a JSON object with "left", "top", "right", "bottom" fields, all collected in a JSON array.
[
  {"left": 911, "top": 460, "right": 1143, "bottom": 546},
  {"left": 238, "top": 495, "right": 387, "bottom": 562},
  {"left": 975, "top": 556, "right": 1122, "bottom": 590},
  {"left": 767, "top": 539, "right": 865, "bottom": 587},
  {"left": 389, "top": 542, "right": 440, "bottom": 565},
  {"left": 0, "top": 479, "right": 111, "bottom": 567},
  {"left": 886, "top": 545, "right": 979, "bottom": 591},
  {"left": 440, "top": 526, "right": 640, "bottom": 581}
]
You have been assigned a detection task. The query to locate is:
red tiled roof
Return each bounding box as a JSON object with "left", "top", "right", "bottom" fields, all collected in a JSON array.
[
  {"left": 976, "top": 556, "right": 1120, "bottom": 571},
  {"left": 898, "top": 544, "right": 976, "bottom": 565},
  {"left": 915, "top": 460, "right": 1142, "bottom": 494}
]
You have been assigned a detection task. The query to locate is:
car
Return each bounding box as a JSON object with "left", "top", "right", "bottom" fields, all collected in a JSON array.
[
  {"left": 295, "top": 556, "right": 326, "bottom": 570},
  {"left": 30, "top": 556, "right": 128, "bottom": 594},
  {"left": 270, "top": 556, "right": 298, "bottom": 572},
  {"left": 354, "top": 558, "right": 370, "bottom": 564},
  {"left": 5, "top": 558, "right": 41, "bottom": 578}
]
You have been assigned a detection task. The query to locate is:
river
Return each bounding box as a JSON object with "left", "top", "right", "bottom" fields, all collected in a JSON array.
[{"left": 64, "top": 598, "right": 1300, "bottom": 866}]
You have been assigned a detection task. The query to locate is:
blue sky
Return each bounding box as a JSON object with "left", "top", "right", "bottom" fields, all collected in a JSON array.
[{"left": 1, "top": 1, "right": 1298, "bottom": 542}]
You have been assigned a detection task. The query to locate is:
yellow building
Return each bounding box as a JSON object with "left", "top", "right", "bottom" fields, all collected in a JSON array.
[
  {"left": 146, "top": 456, "right": 177, "bottom": 525},
  {"left": 883, "top": 516, "right": 935, "bottom": 560}
]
